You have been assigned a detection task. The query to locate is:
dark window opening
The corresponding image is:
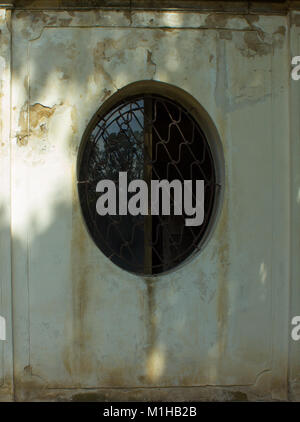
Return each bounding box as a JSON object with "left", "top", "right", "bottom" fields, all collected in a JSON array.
[{"left": 78, "top": 94, "right": 217, "bottom": 275}]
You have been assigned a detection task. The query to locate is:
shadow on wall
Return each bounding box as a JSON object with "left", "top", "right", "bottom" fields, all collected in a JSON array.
[{"left": 2, "top": 8, "right": 276, "bottom": 401}]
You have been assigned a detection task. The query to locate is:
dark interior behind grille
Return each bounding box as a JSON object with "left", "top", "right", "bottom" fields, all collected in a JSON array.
[{"left": 78, "top": 94, "right": 216, "bottom": 275}]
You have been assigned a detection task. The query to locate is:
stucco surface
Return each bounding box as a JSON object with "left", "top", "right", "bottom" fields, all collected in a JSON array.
[{"left": 0, "top": 6, "right": 298, "bottom": 401}]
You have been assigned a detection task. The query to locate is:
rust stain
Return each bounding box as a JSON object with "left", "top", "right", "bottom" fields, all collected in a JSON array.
[
  {"left": 23, "top": 365, "right": 32, "bottom": 376},
  {"left": 101, "top": 368, "right": 127, "bottom": 387},
  {"left": 17, "top": 135, "right": 28, "bottom": 147},
  {"left": 216, "top": 194, "right": 229, "bottom": 381},
  {"left": 93, "top": 40, "right": 119, "bottom": 87},
  {"left": 63, "top": 163, "right": 93, "bottom": 379},
  {"left": 160, "top": 27, "right": 178, "bottom": 33},
  {"left": 152, "top": 28, "right": 178, "bottom": 42},
  {"left": 23, "top": 75, "right": 28, "bottom": 93},
  {"left": 62, "top": 347, "right": 72, "bottom": 376},
  {"left": 214, "top": 40, "right": 230, "bottom": 378},
  {"left": 71, "top": 106, "right": 78, "bottom": 135},
  {"left": 14, "top": 364, "right": 49, "bottom": 401}
]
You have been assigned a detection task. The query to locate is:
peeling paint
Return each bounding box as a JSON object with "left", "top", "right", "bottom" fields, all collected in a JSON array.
[
  {"left": 242, "top": 32, "right": 272, "bottom": 57},
  {"left": 29, "top": 103, "right": 56, "bottom": 128},
  {"left": 205, "top": 13, "right": 232, "bottom": 28}
]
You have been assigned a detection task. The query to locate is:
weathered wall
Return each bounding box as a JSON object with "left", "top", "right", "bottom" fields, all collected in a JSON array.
[
  {"left": 0, "top": 2, "right": 299, "bottom": 401},
  {"left": 289, "top": 11, "right": 300, "bottom": 402},
  {"left": 0, "top": 7, "right": 13, "bottom": 401}
]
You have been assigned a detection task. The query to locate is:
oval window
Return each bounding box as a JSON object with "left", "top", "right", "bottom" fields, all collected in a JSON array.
[{"left": 78, "top": 86, "right": 221, "bottom": 275}]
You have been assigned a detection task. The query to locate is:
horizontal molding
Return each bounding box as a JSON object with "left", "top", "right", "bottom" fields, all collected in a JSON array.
[{"left": 5, "top": 1, "right": 300, "bottom": 14}]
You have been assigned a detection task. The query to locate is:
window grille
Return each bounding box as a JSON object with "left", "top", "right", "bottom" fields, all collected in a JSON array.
[{"left": 78, "top": 94, "right": 217, "bottom": 275}]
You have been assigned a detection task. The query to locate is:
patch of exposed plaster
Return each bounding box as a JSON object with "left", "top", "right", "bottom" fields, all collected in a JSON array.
[
  {"left": 242, "top": 32, "right": 272, "bottom": 57},
  {"left": 29, "top": 103, "right": 55, "bottom": 128}
]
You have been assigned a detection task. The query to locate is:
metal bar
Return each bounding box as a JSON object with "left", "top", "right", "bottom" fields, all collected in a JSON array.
[{"left": 144, "top": 96, "right": 153, "bottom": 275}]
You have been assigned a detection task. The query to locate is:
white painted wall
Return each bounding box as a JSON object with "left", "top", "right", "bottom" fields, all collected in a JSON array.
[{"left": 0, "top": 6, "right": 299, "bottom": 401}]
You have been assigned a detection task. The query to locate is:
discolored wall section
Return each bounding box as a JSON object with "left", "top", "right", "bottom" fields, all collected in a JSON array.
[
  {"left": 0, "top": 7, "right": 13, "bottom": 402},
  {"left": 0, "top": 1, "right": 298, "bottom": 401},
  {"left": 289, "top": 10, "right": 300, "bottom": 402}
]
